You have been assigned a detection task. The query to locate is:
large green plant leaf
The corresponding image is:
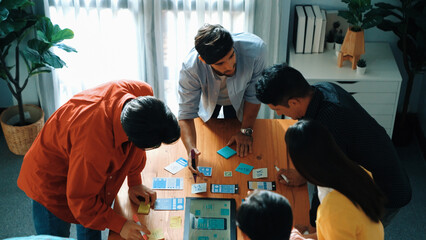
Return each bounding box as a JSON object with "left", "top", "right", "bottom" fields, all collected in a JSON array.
[
  {"left": 41, "top": 50, "right": 66, "bottom": 68},
  {"left": 36, "top": 17, "right": 74, "bottom": 44},
  {"left": 0, "top": 0, "right": 33, "bottom": 10},
  {"left": 0, "top": 8, "right": 9, "bottom": 22},
  {"left": 28, "top": 38, "right": 51, "bottom": 53},
  {"left": 55, "top": 43, "right": 77, "bottom": 53}
]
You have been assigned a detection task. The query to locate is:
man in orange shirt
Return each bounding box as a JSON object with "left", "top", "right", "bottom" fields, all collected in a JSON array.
[{"left": 17, "top": 80, "right": 180, "bottom": 240}]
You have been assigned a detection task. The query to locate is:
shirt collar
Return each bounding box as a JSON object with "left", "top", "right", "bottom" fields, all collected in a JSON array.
[
  {"left": 113, "top": 95, "right": 134, "bottom": 149},
  {"left": 303, "top": 87, "right": 322, "bottom": 119}
]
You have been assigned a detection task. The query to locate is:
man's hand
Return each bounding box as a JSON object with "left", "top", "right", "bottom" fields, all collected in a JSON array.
[
  {"left": 277, "top": 168, "right": 307, "bottom": 187},
  {"left": 188, "top": 148, "right": 206, "bottom": 179},
  {"left": 128, "top": 184, "right": 157, "bottom": 208},
  {"left": 227, "top": 132, "right": 253, "bottom": 157},
  {"left": 120, "top": 220, "right": 150, "bottom": 240}
]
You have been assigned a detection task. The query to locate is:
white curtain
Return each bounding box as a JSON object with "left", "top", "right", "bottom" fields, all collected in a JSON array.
[{"left": 42, "top": 0, "right": 288, "bottom": 118}]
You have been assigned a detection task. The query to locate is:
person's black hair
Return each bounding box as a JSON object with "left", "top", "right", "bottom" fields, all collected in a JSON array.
[
  {"left": 237, "top": 190, "right": 293, "bottom": 240},
  {"left": 285, "top": 120, "right": 385, "bottom": 222},
  {"left": 194, "top": 23, "right": 234, "bottom": 64},
  {"left": 121, "top": 96, "right": 180, "bottom": 149},
  {"left": 256, "top": 63, "right": 312, "bottom": 107}
]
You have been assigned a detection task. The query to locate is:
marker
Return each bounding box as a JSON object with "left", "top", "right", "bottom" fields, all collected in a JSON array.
[
  {"left": 132, "top": 214, "right": 148, "bottom": 240},
  {"left": 191, "top": 149, "right": 197, "bottom": 183},
  {"left": 274, "top": 165, "right": 289, "bottom": 183}
]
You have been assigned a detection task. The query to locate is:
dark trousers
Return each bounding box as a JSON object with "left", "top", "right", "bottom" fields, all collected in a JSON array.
[{"left": 211, "top": 105, "right": 237, "bottom": 119}]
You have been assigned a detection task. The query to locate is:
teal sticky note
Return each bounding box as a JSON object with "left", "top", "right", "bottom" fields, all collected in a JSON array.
[
  {"left": 217, "top": 146, "right": 237, "bottom": 159},
  {"left": 235, "top": 163, "right": 254, "bottom": 175}
]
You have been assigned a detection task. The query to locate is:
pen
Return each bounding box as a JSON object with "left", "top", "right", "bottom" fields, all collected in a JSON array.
[
  {"left": 274, "top": 165, "right": 289, "bottom": 183},
  {"left": 191, "top": 149, "right": 197, "bottom": 183},
  {"left": 132, "top": 214, "right": 149, "bottom": 240}
]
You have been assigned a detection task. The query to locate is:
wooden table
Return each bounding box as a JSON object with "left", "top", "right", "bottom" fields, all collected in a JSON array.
[{"left": 109, "top": 118, "right": 309, "bottom": 239}]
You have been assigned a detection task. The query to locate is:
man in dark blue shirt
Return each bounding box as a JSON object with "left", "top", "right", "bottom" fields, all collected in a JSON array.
[{"left": 255, "top": 63, "right": 412, "bottom": 227}]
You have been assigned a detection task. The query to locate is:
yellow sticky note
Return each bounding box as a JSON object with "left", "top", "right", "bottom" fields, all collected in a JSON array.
[
  {"left": 138, "top": 202, "right": 151, "bottom": 214},
  {"left": 170, "top": 216, "right": 182, "bottom": 229},
  {"left": 148, "top": 228, "right": 164, "bottom": 240}
]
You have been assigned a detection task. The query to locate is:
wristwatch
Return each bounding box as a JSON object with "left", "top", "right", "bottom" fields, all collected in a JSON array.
[{"left": 240, "top": 128, "right": 253, "bottom": 136}]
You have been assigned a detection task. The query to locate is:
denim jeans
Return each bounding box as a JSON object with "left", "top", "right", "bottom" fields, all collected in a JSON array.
[{"left": 32, "top": 200, "right": 101, "bottom": 240}]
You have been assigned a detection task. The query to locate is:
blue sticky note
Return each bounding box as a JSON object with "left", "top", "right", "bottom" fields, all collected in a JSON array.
[
  {"left": 198, "top": 166, "right": 212, "bottom": 176},
  {"left": 235, "top": 163, "right": 254, "bottom": 175},
  {"left": 217, "top": 146, "right": 237, "bottom": 159},
  {"left": 152, "top": 177, "right": 184, "bottom": 189}
]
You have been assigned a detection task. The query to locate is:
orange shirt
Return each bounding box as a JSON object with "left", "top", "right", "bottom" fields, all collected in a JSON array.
[{"left": 18, "top": 80, "right": 153, "bottom": 234}]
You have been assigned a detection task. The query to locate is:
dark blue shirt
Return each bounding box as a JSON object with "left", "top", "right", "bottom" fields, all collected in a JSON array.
[{"left": 304, "top": 82, "right": 411, "bottom": 208}]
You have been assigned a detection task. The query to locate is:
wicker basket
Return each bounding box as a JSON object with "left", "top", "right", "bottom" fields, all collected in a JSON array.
[{"left": 0, "top": 104, "right": 45, "bottom": 155}]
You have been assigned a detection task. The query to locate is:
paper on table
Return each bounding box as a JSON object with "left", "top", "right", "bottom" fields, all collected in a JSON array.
[
  {"left": 252, "top": 168, "right": 268, "bottom": 179},
  {"left": 197, "top": 166, "right": 212, "bottom": 176},
  {"left": 170, "top": 216, "right": 182, "bottom": 228},
  {"left": 191, "top": 183, "right": 207, "bottom": 194},
  {"left": 148, "top": 228, "right": 165, "bottom": 240},
  {"left": 164, "top": 158, "right": 188, "bottom": 174}
]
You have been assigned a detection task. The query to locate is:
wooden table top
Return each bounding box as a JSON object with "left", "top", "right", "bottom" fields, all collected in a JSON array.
[{"left": 109, "top": 118, "right": 309, "bottom": 239}]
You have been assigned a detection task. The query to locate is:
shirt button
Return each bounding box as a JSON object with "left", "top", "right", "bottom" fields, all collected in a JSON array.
[
  {"left": 109, "top": 176, "right": 113, "bottom": 179},
  {"left": 107, "top": 192, "right": 111, "bottom": 195}
]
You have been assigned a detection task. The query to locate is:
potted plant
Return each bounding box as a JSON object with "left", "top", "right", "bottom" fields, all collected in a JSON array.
[
  {"left": 337, "top": 0, "right": 382, "bottom": 69},
  {"left": 356, "top": 58, "right": 367, "bottom": 74},
  {"left": 334, "top": 31, "right": 345, "bottom": 56},
  {"left": 0, "top": 0, "right": 76, "bottom": 155},
  {"left": 371, "top": 0, "right": 426, "bottom": 144},
  {"left": 326, "top": 21, "right": 340, "bottom": 50}
]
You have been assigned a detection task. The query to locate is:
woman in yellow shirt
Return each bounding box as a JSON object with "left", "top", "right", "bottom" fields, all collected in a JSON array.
[{"left": 285, "top": 120, "right": 386, "bottom": 240}]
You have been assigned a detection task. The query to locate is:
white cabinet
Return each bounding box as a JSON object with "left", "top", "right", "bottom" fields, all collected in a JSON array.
[{"left": 289, "top": 42, "right": 401, "bottom": 137}]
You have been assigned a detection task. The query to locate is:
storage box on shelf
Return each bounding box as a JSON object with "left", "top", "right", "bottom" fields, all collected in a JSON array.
[{"left": 289, "top": 42, "right": 401, "bottom": 137}]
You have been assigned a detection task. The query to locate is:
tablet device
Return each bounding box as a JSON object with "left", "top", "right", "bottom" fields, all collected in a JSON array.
[{"left": 184, "top": 197, "right": 237, "bottom": 240}]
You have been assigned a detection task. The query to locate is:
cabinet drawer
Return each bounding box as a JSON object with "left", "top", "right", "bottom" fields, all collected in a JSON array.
[
  {"left": 308, "top": 80, "right": 399, "bottom": 93},
  {"left": 352, "top": 93, "right": 397, "bottom": 104},
  {"left": 361, "top": 104, "right": 395, "bottom": 115}
]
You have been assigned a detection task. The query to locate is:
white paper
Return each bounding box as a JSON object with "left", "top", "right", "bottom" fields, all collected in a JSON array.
[
  {"left": 252, "top": 168, "right": 268, "bottom": 179},
  {"left": 191, "top": 183, "right": 207, "bottom": 194}
]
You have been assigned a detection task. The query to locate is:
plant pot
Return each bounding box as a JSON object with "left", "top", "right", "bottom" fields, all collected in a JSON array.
[
  {"left": 326, "top": 42, "right": 335, "bottom": 50},
  {"left": 339, "top": 28, "right": 365, "bottom": 69},
  {"left": 356, "top": 66, "right": 366, "bottom": 75},
  {"left": 0, "top": 104, "right": 44, "bottom": 155},
  {"left": 335, "top": 43, "right": 342, "bottom": 56}
]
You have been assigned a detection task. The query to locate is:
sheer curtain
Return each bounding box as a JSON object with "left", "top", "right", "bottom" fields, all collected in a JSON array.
[{"left": 43, "top": 0, "right": 288, "bottom": 118}]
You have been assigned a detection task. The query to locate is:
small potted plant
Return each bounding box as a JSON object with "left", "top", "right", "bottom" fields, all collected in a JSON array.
[
  {"left": 356, "top": 58, "right": 367, "bottom": 75},
  {"left": 334, "top": 31, "right": 345, "bottom": 56},
  {"left": 325, "top": 21, "right": 340, "bottom": 50}
]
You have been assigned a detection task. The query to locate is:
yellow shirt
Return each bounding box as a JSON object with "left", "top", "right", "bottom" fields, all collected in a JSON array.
[{"left": 317, "top": 190, "right": 384, "bottom": 240}]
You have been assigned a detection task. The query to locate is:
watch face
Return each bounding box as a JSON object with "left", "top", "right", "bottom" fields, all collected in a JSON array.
[{"left": 242, "top": 128, "right": 253, "bottom": 136}]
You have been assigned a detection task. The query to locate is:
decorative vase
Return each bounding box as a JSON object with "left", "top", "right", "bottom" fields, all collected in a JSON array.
[
  {"left": 356, "top": 66, "right": 366, "bottom": 75},
  {"left": 0, "top": 104, "right": 45, "bottom": 155},
  {"left": 338, "top": 28, "right": 365, "bottom": 69},
  {"left": 335, "top": 43, "right": 342, "bottom": 56},
  {"left": 326, "top": 42, "right": 335, "bottom": 50}
]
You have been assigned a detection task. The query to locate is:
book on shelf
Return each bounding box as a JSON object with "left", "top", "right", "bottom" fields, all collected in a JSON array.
[
  {"left": 294, "top": 5, "right": 306, "bottom": 54},
  {"left": 319, "top": 9, "right": 327, "bottom": 53},
  {"left": 311, "top": 5, "right": 324, "bottom": 53},
  {"left": 303, "top": 5, "right": 315, "bottom": 54}
]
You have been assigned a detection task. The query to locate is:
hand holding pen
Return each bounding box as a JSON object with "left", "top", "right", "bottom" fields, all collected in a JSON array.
[
  {"left": 275, "top": 166, "right": 307, "bottom": 187},
  {"left": 187, "top": 148, "right": 205, "bottom": 182}
]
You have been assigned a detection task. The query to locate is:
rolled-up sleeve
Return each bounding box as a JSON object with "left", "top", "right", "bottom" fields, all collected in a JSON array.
[{"left": 244, "top": 42, "right": 267, "bottom": 104}]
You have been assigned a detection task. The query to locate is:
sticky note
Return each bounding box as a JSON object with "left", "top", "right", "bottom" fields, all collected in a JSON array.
[
  {"left": 152, "top": 178, "right": 184, "bottom": 190},
  {"left": 170, "top": 216, "right": 182, "bottom": 228},
  {"left": 148, "top": 228, "right": 165, "bottom": 239},
  {"left": 224, "top": 171, "right": 232, "bottom": 177},
  {"left": 154, "top": 198, "right": 184, "bottom": 211},
  {"left": 138, "top": 202, "right": 151, "bottom": 214},
  {"left": 164, "top": 158, "right": 188, "bottom": 174},
  {"left": 197, "top": 166, "right": 212, "bottom": 176},
  {"left": 253, "top": 168, "right": 268, "bottom": 179},
  {"left": 235, "top": 163, "right": 254, "bottom": 175},
  {"left": 191, "top": 183, "right": 207, "bottom": 194},
  {"left": 217, "top": 146, "right": 237, "bottom": 159}
]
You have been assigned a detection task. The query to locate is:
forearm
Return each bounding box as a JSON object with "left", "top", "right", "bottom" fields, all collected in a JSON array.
[
  {"left": 179, "top": 119, "right": 197, "bottom": 153},
  {"left": 241, "top": 101, "right": 260, "bottom": 129}
]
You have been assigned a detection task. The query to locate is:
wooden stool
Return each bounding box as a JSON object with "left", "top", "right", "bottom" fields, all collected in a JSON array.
[{"left": 337, "top": 52, "right": 360, "bottom": 70}]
